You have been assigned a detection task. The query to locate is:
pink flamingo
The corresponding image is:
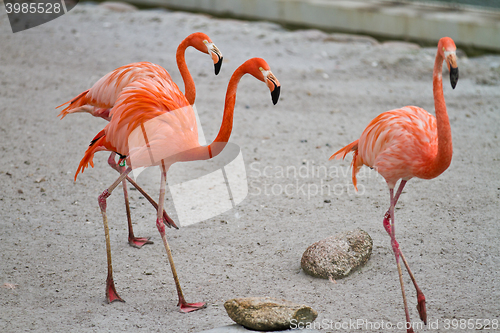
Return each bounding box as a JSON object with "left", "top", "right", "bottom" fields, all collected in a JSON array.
[
  {"left": 74, "top": 58, "right": 280, "bottom": 312},
  {"left": 57, "top": 32, "right": 223, "bottom": 247},
  {"left": 330, "top": 37, "right": 458, "bottom": 332}
]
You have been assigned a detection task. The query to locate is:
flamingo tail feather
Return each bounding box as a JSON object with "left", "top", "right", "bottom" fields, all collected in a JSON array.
[
  {"left": 75, "top": 129, "right": 106, "bottom": 181},
  {"left": 329, "top": 140, "right": 361, "bottom": 191},
  {"left": 57, "top": 90, "right": 90, "bottom": 119}
]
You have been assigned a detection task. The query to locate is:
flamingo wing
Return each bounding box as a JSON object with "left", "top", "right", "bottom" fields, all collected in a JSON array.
[
  {"left": 76, "top": 76, "right": 199, "bottom": 178},
  {"left": 332, "top": 106, "right": 437, "bottom": 189},
  {"left": 358, "top": 106, "right": 437, "bottom": 187},
  {"left": 57, "top": 62, "right": 173, "bottom": 119}
]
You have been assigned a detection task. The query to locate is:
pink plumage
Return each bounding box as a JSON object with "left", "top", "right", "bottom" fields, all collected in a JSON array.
[
  {"left": 57, "top": 33, "right": 224, "bottom": 249},
  {"left": 74, "top": 58, "right": 280, "bottom": 313},
  {"left": 57, "top": 62, "right": 173, "bottom": 119},
  {"left": 57, "top": 32, "right": 223, "bottom": 120},
  {"left": 330, "top": 37, "right": 459, "bottom": 332},
  {"left": 334, "top": 105, "right": 443, "bottom": 189}
]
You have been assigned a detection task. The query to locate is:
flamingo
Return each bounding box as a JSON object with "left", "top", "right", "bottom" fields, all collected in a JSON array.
[
  {"left": 74, "top": 58, "right": 280, "bottom": 312},
  {"left": 57, "top": 32, "right": 223, "bottom": 248},
  {"left": 330, "top": 37, "right": 458, "bottom": 332}
]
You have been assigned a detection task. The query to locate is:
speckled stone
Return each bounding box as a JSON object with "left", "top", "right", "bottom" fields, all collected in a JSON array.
[
  {"left": 301, "top": 228, "right": 372, "bottom": 279},
  {"left": 224, "top": 297, "right": 318, "bottom": 331}
]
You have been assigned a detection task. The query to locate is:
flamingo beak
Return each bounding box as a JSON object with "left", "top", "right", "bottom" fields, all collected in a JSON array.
[
  {"left": 214, "top": 56, "right": 223, "bottom": 75},
  {"left": 271, "top": 85, "right": 281, "bottom": 105},
  {"left": 208, "top": 43, "right": 223, "bottom": 75},
  {"left": 446, "top": 52, "right": 459, "bottom": 89},
  {"left": 450, "top": 66, "right": 459, "bottom": 89},
  {"left": 265, "top": 71, "right": 280, "bottom": 105}
]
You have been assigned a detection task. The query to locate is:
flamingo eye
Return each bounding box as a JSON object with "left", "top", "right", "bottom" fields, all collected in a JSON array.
[{"left": 203, "top": 40, "right": 208, "bottom": 45}]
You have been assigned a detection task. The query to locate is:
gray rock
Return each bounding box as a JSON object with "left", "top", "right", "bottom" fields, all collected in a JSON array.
[
  {"left": 224, "top": 297, "right": 318, "bottom": 331},
  {"left": 301, "top": 228, "right": 372, "bottom": 279}
]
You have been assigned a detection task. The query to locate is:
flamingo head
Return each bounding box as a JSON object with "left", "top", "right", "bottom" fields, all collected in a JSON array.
[
  {"left": 244, "top": 58, "right": 281, "bottom": 105},
  {"left": 438, "top": 37, "right": 459, "bottom": 89},
  {"left": 188, "top": 32, "right": 224, "bottom": 75}
]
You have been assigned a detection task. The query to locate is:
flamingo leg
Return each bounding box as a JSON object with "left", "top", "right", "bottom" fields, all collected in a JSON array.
[
  {"left": 156, "top": 162, "right": 205, "bottom": 313},
  {"left": 124, "top": 174, "right": 178, "bottom": 229},
  {"left": 106, "top": 152, "right": 122, "bottom": 173},
  {"left": 121, "top": 177, "right": 154, "bottom": 248},
  {"left": 98, "top": 166, "right": 132, "bottom": 303},
  {"left": 383, "top": 181, "right": 427, "bottom": 324},
  {"left": 388, "top": 188, "right": 414, "bottom": 333},
  {"left": 107, "top": 153, "right": 152, "bottom": 248},
  {"left": 108, "top": 153, "right": 178, "bottom": 231}
]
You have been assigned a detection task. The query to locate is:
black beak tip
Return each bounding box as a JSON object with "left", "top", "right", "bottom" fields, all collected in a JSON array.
[
  {"left": 214, "top": 57, "right": 223, "bottom": 75},
  {"left": 450, "top": 66, "right": 459, "bottom": 89},
  {"left": 271, "top": 86, "right": 281, "bottom": 105}
]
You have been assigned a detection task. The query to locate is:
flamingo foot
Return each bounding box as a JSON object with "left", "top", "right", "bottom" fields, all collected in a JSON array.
[
  {"left": 128, "top": 236, "right": 154, "bottom": 248},
  {"left": 179, "top": 300, "right": 206, "bottom": 313},
  {"left": 417, "top": 293, "right": 427, "bottom": 324},
  {"left": 106, "top": 276, "right": 125, "bottom": 303}
]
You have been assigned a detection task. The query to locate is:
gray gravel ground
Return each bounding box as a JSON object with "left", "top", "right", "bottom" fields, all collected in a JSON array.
[{"left": 1, "top": 3, "right": 500, "bottom": 332}]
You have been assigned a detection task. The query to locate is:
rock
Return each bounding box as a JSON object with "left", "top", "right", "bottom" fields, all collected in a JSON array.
[
  {"left": 301, "top": 228, "right": 372, "bottom": 279},
  {"left": 34, "top": 176, "right": 46, "bottom": 183},
  {"left": 224, "top": 297, "right": 317, "bottom": 331}
]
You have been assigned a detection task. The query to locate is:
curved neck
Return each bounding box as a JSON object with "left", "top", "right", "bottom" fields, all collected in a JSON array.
[
  {"left": 175, "top": 64, "right": 249, "bottom": 163},
  {"left": 206, "top": 65, "right": 248, "bottom": 157},
  {"left": 213, "top": 67, "right": 245, "bottom": 143},
  {"left": 176, "top": 39, "right": 196, "bottom": 105},
  {"left": 426, "top": 50, "right": 453, "bottom": 178}
]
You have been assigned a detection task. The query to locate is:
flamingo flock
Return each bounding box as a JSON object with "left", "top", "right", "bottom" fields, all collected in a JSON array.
[
  {"left": 58, "top": 31, "right": 458, "bottom": 331},
  {"left": 58, "top": 33, "right": 279, "bottom": 312},
  {"left": 58, "top": 32, "right": 223, "bottom": 248}
]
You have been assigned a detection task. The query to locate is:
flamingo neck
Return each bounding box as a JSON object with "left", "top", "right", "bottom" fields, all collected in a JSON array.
[
  {"left": 426, "top": 50, "right": 453, "bottom": 178},
  {"left": 213, "top": 68, "right": 243, "bottom": 143},
  {"left": 176, "top": 39, "right": 196, "bottom": 105},
  {"left": 176, "top": 65, "right": 248, "bottom": 162},
  {"left": 206, "top": 64, "right": 249, "bottom": 157}
]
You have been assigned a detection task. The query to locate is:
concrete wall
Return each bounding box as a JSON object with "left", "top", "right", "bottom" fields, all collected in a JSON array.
[{"left": 125, "top": 0, "right": 500, "bottom": 51}]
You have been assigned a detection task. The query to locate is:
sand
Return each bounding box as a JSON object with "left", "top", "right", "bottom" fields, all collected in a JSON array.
[{"left": 1, "top": 3, "right": 499, "bottom": 332}]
